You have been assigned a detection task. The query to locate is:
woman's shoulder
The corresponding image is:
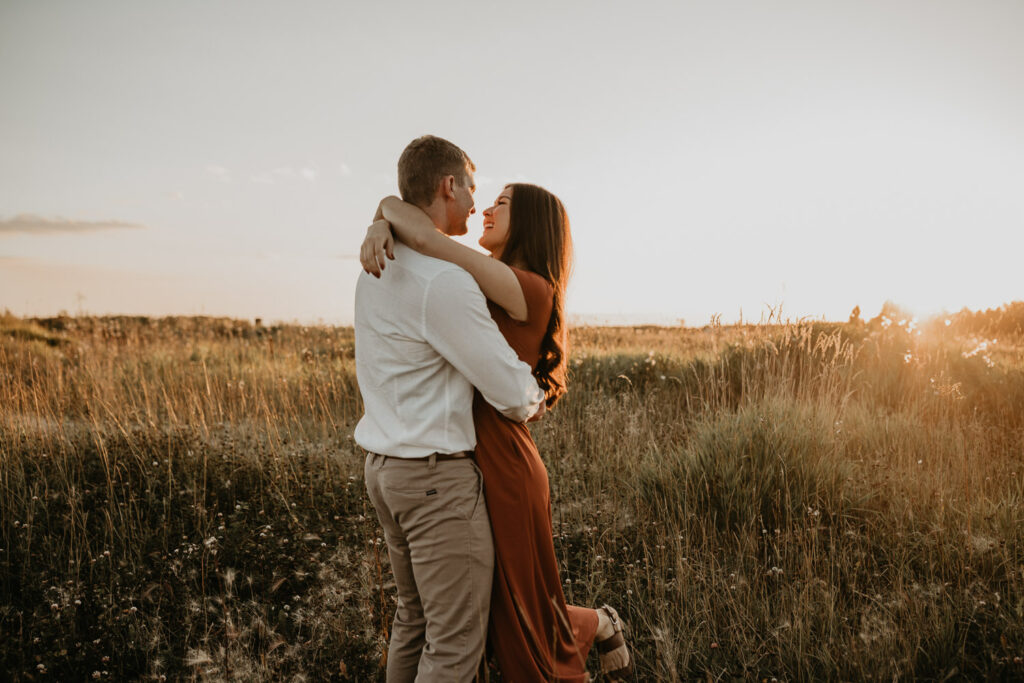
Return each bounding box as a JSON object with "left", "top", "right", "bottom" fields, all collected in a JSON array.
[
  {"left": 508, "top": 266, "right": 553, "bottom": 327},
  {"left": 509, "top": 266, "right": 553, "bottom": 300}
]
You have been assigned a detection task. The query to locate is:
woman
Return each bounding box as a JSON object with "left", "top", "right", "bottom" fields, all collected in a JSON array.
[{"left": 360, "top": 184, "right": 632, "bottom": 681}]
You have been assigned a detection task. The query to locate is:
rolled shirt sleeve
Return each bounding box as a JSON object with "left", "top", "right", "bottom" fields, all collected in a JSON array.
[{"left": 422, "top": 269, "right": 545, "bottom": 423}]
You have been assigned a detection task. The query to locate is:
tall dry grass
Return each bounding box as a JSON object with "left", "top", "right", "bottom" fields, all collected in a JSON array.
[{"left": 1, "top": 310, "right": 1022, "bottom": 680}]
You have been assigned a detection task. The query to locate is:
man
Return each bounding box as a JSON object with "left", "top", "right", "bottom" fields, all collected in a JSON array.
[{"left": 354, "top": 135, "right": 546, "bottom": 682}]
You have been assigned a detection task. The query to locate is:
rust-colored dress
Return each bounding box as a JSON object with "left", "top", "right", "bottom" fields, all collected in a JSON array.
[{"left": 474, "top": 267, "right": 599, "bottom": 682}]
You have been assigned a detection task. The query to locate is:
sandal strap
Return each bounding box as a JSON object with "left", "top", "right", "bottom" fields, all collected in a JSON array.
[
  {"left": 597, "top": 605, "right": 632, "bottom": 679},
  {"left": 597, "top": 631, "right": 626, "bottom": 654},
  {"left": 600, "top": 604, "right": 622, "bottom": 628}
]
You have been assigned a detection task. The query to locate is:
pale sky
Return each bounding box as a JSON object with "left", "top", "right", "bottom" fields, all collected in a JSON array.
[{"left": 2, "top": 0, "right": 1022, "bottom": 325}]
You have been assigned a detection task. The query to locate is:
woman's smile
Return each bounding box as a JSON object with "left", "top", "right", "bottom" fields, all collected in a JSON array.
[{"left": 478, "top": 187, "right": 513, "bottom": 256}]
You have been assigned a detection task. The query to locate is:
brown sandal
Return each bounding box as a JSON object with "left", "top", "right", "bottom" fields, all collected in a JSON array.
[{"left": 596, "top": 605, "right": 633, "bottom": 680}]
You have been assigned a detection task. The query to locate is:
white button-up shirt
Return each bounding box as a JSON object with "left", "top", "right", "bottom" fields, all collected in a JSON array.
[{"left": 353, "top": 243, "right": 545, "bottom": 458}]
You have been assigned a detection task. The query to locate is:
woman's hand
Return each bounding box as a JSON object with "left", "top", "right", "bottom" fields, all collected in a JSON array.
[{"left": 360, "top": 219, "right": 395, "bottom": 278}]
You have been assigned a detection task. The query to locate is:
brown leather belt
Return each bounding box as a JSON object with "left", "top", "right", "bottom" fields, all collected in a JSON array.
[
  {"left": 373, "top": 451, "right": 472, "bottom": 462},
  {"left": 425, "top": 451, "right": 472, "bottom": 462}
]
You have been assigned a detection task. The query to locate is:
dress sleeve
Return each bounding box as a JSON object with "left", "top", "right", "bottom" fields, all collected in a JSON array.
[{"left": 510, "top": 268, "right": 554, "bottom": 329}]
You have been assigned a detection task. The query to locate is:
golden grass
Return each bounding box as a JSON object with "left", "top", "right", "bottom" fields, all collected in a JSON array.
[{"left": 1, "top": 311, "right": 1022, "bottom": 680}]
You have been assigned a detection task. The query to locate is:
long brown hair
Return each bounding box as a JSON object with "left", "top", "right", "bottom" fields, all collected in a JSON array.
[{"left": 500, "top": 183, "right": 573, "bottom": 407}]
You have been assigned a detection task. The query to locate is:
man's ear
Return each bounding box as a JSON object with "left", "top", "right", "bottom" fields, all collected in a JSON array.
[{"left": 441, "top": 175, "right": 456, "bottom": 200}]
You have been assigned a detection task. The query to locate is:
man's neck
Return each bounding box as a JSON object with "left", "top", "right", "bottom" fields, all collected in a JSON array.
[{"left": 416, "top": 198, "right": 448, "bottom": 233}]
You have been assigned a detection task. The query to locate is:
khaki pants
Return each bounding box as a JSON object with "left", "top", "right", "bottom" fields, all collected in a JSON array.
[{"left": 364, "top": 453, "right": 494, "bottom": 683}]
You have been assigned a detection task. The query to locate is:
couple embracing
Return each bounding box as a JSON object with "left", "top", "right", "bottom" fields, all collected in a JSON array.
[{"left": 353, "top": 135, "right": 633, "bottom": 682}]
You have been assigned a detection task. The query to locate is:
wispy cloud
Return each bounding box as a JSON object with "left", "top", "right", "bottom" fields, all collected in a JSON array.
[
  {"left": 251, "top": 166, "right": 295, "bottom": 185},
  {"left": 339, "top": 162, "right": 353, "bottom": 176},
  {"left": 251, "top": 165, "right": 318, "bottom": 184},
  {"left": 0, "top": 214, "right": 145, "bottom": 235},
  {"left": 205, "top": 164, "right": 231, "bottom": 182}
]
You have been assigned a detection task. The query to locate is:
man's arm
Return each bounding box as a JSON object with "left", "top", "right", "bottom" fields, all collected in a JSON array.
[{"left": 422, "top": 269, "right": 545, "bottom": 422}]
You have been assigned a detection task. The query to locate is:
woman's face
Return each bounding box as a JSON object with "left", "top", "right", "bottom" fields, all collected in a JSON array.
[{"left": 479, "top": 186, "right": 513, "bottom": 258}]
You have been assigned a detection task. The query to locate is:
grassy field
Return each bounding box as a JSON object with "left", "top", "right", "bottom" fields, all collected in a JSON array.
[{"left": 1, "top": 306, "right": 1022, "bottom": 681}]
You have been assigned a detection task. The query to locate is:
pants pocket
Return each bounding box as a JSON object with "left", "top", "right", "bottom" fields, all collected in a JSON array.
[
  {"left": 466, "top": 461, "right": 484, "bottom": 520},
  {"left": 383, "top": 460, "right": 483, "bottom": 522},
  {"left": 430, "top": 464, "right": 481, "bottom": 524}
]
